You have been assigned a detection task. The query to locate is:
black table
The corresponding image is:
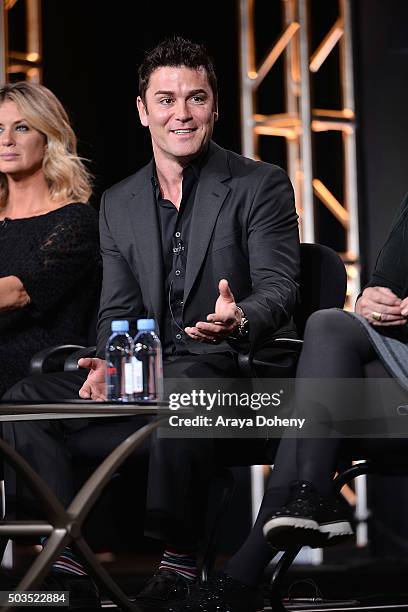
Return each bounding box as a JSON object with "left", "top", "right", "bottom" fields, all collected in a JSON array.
[{"left": 0, "top": 400, "right": 168, "bottom": 612}]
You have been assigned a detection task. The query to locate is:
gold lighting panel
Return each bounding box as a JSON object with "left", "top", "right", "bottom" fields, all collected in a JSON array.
[
  {"left": 239, "top": 0, "right": 360, "bottom": 308},
  {"left": 1, "top": 0, "right": 42, "bottom": 84}
]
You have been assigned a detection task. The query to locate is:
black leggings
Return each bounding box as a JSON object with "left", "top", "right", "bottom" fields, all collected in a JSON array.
[
  {"left": 268, "top": 308, "right": 408, "bottom": 497},
  {"left": 292, "top": 309, "right": 386, "bottom": 493}
]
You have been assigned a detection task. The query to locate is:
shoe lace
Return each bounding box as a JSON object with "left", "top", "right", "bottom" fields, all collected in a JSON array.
[{"left": 284, "top": 481, "right": 320, "bottom": 513}]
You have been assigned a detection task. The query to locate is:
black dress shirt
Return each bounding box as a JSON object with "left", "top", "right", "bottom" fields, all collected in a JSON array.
[{"left": 152, "top": 163, "right": 200, "bottom": 357}]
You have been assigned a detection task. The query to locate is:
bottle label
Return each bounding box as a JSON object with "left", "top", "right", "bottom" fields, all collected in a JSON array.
[
  {"left": 124, "top": 362, "right": 134, "bottom": 396},
  {"left": 133, "top": 356, "right": 143, "bottom": 393}
]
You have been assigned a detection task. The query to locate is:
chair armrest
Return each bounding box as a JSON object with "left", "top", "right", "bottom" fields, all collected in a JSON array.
[
  {"left": 237, "top": 352, "right": 255, "bottom": 377},
  {"left": 238, "top": 338, "right": 303, "bottom": 377},
  {"left": 29, "top": 345, "right": 85, "bottom": 376},
  {"left": 253, "top": 337, "right": 303, "bottom": 358},
  {"left": 64, "top": 346, "right": 96, "bottom": 371}
]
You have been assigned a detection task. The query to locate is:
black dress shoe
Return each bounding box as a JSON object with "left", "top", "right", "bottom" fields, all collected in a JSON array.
[
  {"left": 134, "top": 569, "right": 193, "bottom": 611},
  {"left": 165, "top": 573, "right": 264, "bottom": 612}
]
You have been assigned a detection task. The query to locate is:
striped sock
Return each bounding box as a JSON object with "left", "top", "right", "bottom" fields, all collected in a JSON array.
[
  {"left": 159, "top": 548, "right": 197, "bottom": 580},
  {"left": 40, "top": 537, "right": 87, "bottom": 576}
]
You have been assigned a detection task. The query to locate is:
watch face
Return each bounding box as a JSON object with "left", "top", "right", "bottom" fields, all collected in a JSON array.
[{"left": 239, "top": 317, "right": 249, "bottom": 337}]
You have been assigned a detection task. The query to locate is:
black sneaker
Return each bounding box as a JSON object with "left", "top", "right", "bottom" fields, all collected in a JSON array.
[
  {"left": 165, "top": 573, "right": 264, "bottom": 612},
  {"left": 262, "top": 480, "right": 353, "bottom": 550},
  {"left": 134, "top": 569, "right": 193, "bottom": 611}
]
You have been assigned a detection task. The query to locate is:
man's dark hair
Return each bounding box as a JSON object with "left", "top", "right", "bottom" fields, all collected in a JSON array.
[{"left": 138, "top": 36, "right": 218, "bottom": 107}]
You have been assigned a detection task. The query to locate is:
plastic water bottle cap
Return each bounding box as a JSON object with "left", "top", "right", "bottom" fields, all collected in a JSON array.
[
  {"left": 137, "top": 318, "right": 155, "bottom": 331},
  {"left": 111, "top": 320, "right": 129, "bottom": 332}
]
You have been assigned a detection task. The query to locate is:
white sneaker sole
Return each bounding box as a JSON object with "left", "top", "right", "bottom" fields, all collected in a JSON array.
[
  {"left": 263, "top": 517, "right": 353, "bottom": 550},
  {"left": 319, "top": 520, "right": 354, "bottom": 546},
  {"left": 263, "top": 516, "right": 319, "bottom": 533}
]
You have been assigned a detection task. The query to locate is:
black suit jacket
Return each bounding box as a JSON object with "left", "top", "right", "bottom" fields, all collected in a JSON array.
[{"left": 96, "top": 141, "right": 300, "bottom": 357}]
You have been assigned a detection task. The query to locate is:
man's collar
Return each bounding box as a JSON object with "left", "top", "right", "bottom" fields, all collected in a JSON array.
[{"left": 151, "top": 142, "right": 210, "bottom": 188}]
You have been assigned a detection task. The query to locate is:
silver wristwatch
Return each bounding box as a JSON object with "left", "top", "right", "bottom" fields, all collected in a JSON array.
[{"left": 236, "top": 306, "right": 249, "bottom": 338}]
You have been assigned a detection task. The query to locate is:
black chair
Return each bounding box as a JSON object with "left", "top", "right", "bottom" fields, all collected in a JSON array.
[
  {"left": 28, "top": 293, "right": 99, "bottom": 375},
  {"left": 237, "top": 242, "right": 347, "bottom": 378},
  {"left": 200, "top": 242, "right": 348, "bottom": 580}
]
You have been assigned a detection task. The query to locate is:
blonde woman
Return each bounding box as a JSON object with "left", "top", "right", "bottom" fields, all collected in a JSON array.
[{"left": 0, "top": 81, "right": 100, "bottom": 396}]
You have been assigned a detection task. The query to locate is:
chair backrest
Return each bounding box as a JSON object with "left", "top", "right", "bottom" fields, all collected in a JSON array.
[
  {"left": 295, "top": 243, "right": 347, "bottom": 337},
  {"left": 85, "top": 292, "right": 99, "bottom": 346}
]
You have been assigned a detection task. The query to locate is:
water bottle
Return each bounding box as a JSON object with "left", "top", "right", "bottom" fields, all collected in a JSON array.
[
  {"left": 133, "top": 319, "right": 163, "bottom": 401},
  {"left": 105, "top": 320, "right": 134, "bottom": 401}
]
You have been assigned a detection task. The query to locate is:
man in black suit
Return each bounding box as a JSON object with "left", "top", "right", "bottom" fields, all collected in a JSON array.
[
  {"left": 4, "top": 37, "right": 299, "bottom": 612},
  {"left": 76, "top": 35, "right": 300, "bottom": 612}
]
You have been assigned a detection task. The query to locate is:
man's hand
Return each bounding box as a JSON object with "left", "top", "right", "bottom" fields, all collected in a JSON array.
[
  {"left": 355, "top": 286, "right": 406, "bottom": 326},
  {"left": 185, "top": 279, "right": 243, "bottom": 343},
  {"left": 78, "top": 357, "right": 107, "bottom": 400}
]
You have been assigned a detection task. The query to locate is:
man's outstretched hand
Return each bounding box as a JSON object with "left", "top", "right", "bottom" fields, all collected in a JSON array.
[
  {"left": 185, "top": 279, "right": 243, "bottom": 344},
  {"left": 78, "top": 357, "right": 107, "bottom": 400}
]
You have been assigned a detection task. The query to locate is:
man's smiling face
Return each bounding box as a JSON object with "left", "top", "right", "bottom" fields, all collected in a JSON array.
[{"left": 137, "top": 65, "right": 218, "bottom": 165}]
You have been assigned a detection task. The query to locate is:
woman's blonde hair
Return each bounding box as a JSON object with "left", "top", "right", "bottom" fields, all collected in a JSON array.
[{"left": 0, "top": 81, "right": 92, "bottom": 206}]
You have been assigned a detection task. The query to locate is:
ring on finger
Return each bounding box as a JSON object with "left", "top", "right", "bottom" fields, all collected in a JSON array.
[{"left": 372, "top": 311, "right": 382, "bottom": 322}]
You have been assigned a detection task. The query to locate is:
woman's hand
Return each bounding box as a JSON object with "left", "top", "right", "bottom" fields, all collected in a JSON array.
[
  {"left": 355, "top": 286, "right": 406, "bottom": 326},
  {"left": 0, "top": 276, "right": 30, "bottom": 312}
]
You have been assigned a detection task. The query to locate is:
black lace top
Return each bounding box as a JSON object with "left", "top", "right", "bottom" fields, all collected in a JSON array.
[{"left": 0, "top": 203, "right": 101, "bottom": 396}]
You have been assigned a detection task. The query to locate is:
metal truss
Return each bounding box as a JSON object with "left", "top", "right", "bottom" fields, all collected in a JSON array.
[
  {"left": 239, "top": 0, "right": 360, "bottom": 307},
  {"left": 0, "top": 0, "right": 42, "bottom": 84},
  {"left": 239, "top": 0, "right": 367, "bottom": 554}
]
